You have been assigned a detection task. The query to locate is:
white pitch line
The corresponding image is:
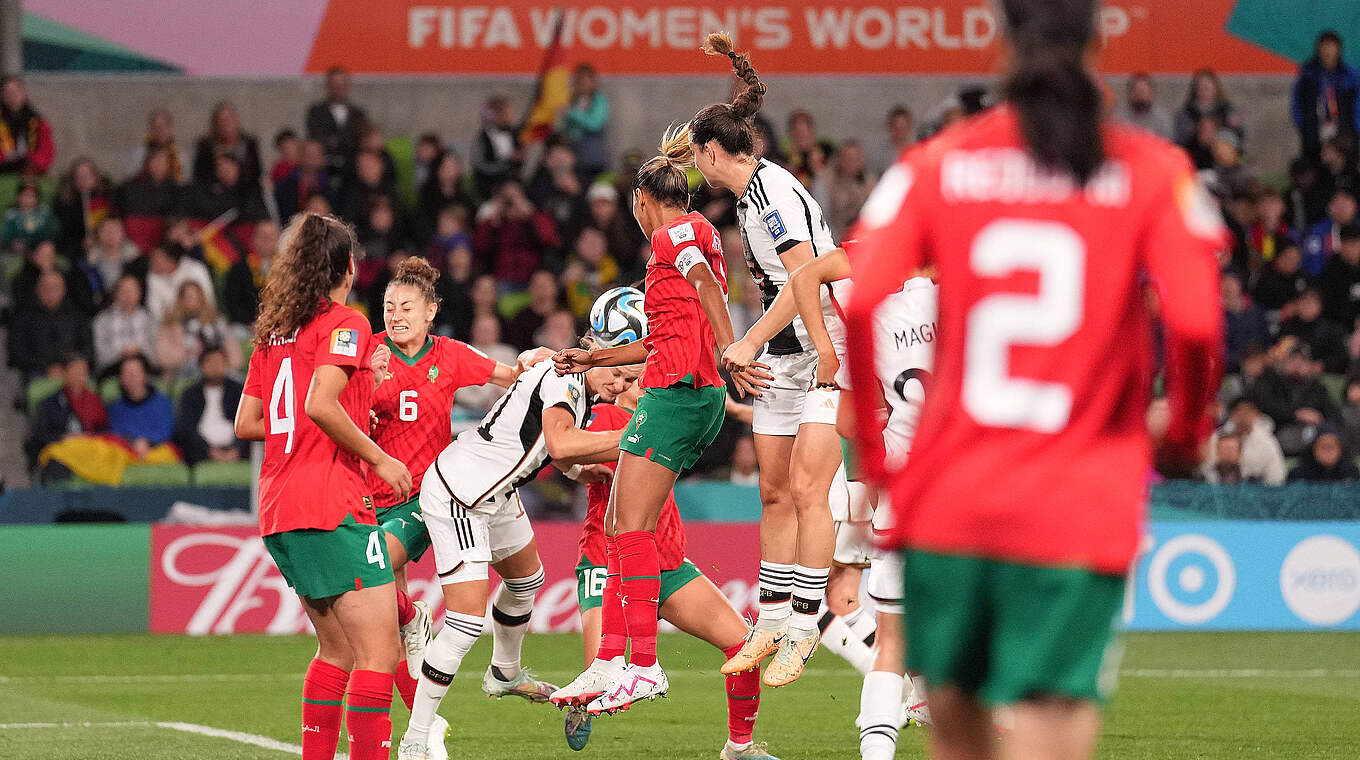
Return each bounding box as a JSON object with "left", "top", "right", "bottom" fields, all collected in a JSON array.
[
  {"left": 0, "top": 719, "right": 349, "bottom": 759},
  {"left": 1122, "top": 668, "right": 1360, "bottom": 678},
  {"left": 0, "top": 673, "right": 301, "bottom": 684}
]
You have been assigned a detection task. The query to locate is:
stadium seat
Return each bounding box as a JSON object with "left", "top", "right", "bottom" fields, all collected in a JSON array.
[
  {"left": 166, "top": 375, "right": 194, "bottom": 404},
  {"left": 25, "top": 376, "right": 64, "bottom": 415},
  {"left": 385, "top": 136, "right": 417, "bottom": 211},
  {"left": 192, "top": 460, "right": 253, "bottom": 487},
  {"left": 1321, "top": 373, "right": 1346, "bottom": 408},
  {"left": 120, "top": 462, "right": 192, "bottom": 487},
  {"left": 98, "top": 376, "right": 121, "bottom": 404}
]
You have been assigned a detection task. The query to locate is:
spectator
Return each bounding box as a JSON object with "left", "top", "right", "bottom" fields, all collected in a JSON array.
[
  {"left": 80, "top": 217, "right": 140, "bottom": 306},
  {"left": 533, "top": 308, "right": 578, "bottom": 351},
  {"left": 1246, "top": 190, "right": 1292, "bottom": 269},
  {"left": 586, "top": 180, "right": 643, "bottom": 276},
  {"left": 1251, "top": 237, "right": 1309, "bottom": 311},
  {"left": 729, "top": 436, "right": 760, "bottom": 486},
  {"left": 503, "top": 269, "right": 561, "bottom": 350},
  {"left": 356, "top": 195, "right": 410, "bottom": 291},
  {"left": 118, "top": 146, "right": 182, "bottom": 251},
  {"left": 191, "top": 102, "right": 262, "bottom": 188},
  {"left": 1251, "top": 344, "right": 1337, "bottom": 456},
  {"left": 1, "top": 179, "right": 56, "bottom": 253},
  {"left": 413, "top": 132, "right": 443, "bottom": 191},
  {"left": 529, "top": 142, "right": 587, "bottom": 239},
  {"left": 107, "top": 354, "right": 175, "bottom": 458},
  {"left": 1173, "top": 68, "right": 1243, "bottom": 152},
  {"left": 813, "top": 139, "right": 875, "bottom": 240},
  {"left": 1118, "top": 72, "right": 1173, "bottom": 139},
  {"left": 562, "top": 64, "right": 609, "bottom": 182},
  {"left": 1317, "top": 134, "right": 1360, "bottom": 198},
  {"left": 867, "top": 105, "right": 915, "bottom": 176},
  {"left": 455, "top": 313, "right": 518, "bottom": 417},
  {"left": 1279, "top": 288, "right": 1349, "bottom": 372},
  {"left": 52, "top": 158, "right": 114, "bottom": 257},
  {"left": 145, "top": 244, "right": 214, "bottom": 324},
  {"left": 1292, "top": 31, "right": 1360, "bottom": 162},
  {"left": 1336, "top": 376, "right": 1360, "bottom": 451},
  {"left": 337, "top": 149, "right": 395, "bottom": 226},
  {"left": 1318, "top": 224, "right": 1360, "bottom": 328},
  {"left": 24, "top": 354, "right": 107, "bottom": 467},
  {"left": 1287, "top": 156, "right": 1332, "bottom": 231},
  {"left": 473, "top": 95, "right": 521, "bottom": 195},
  {"left": 1221, "top": 343, "right": 1271, "bottom": 405},
  {"left": 417, "top": 150, "right": 478, "bottom": 242},
  {"left": 467, "top": 273, "right": 504, "bottom": 334},
  {"left": 1222, "top": 272, "right": 1269, "bottom": 373},
  {"left": 155, "top": 280, "right": 240, "bottom": 380},
  {"left": 0, "top": 76, "right": 55, "bottom": 181},
  {"left": 783, "top": 109, "right": 834, "bottom": 189},
  {"left": 432, "top": 245, "right": 476, "bottom": 340},
  {"left": 126, "top": 108, "right": 183, "bottom": 184},
  {"left": 173, "top": 347, "right": 248, "bottom": 465},
  {"left": 356, "top": 125, "right": 398, "bottom": 186},
  {"left": 472, "top": 179, "right": 558, "bottom": 287},
  {"left": 424, "top": 204, "right": 472, "bottom": 274},
  {"left": 563, "top": 226, "right": 620, "bottom": 318},
  {"left": 268, "top": 128, "right": 300, "bottom": 185},
  {"left": 1199, "top": 128, "right": 1255, "bottom": 202},
  {"left": 12, "top": 239, "right": 91, "bottom": 316},
  {"left": 224, "top": 219, "right": 278, "bottom": 327},
  {"left": 273, "top": 139, "right": 332, "bottom": 224},
  {"left": 1303, "top": 188, "right": 1357, "bottom": 276},
  {"left": 1287, "top": 426, "right": 1359, "bottom": 482},
  {"left": 1202, "top": 397, "right": 1287, "bottom": 485},
  {"left": 9, "top": 271, "right": 91, "bottom": 382},
  {"left": 186, "top": 152, "right": 268, "bottom": 224},
  {"left": 305, "top": 65, "right": 370, "bottom": 177},
  {"left": 92, "top": 274, "right": 157, "bottom": 374}
]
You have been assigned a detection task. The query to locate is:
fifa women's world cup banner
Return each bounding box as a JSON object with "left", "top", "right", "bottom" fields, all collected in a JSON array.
[{"left": 27, "top": 0, "right": 1294, "bottom": 76}]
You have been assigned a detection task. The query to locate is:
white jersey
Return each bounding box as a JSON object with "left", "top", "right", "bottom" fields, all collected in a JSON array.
[
  {"left": 430, "top": 361, "right": 590, "bottom": 507},
  {"left": 834, "top": 277, "right": 938, "bottom": 468},
  {"left": 736, "top": 159, "right": 839, "bottom": 355}
]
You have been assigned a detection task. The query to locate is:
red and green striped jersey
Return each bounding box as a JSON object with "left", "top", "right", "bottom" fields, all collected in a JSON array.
[
  {"left": 641, "top": 212, "right": 729, "bottom": 390},
  {"left": 367, "top": 333, "right": 497, "bottom": 509}
]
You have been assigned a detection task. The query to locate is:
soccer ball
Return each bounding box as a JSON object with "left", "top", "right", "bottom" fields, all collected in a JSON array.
[{"left": 589, "top": 286, "right": 647, "bottom": 347}]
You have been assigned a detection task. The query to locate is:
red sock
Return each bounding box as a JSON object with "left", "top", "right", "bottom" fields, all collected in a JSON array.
[
  {"left": 396, "top": 588, "right": 416, "bottom": 627},
  {"left": 301, "top": 659, "right": 349, "bottom": 760},
  {"left": 596, "top": 535, "right": 628, "bottom": 661},
  {"left": 394, "top": 661, "right": 416, "bottom": 710},
  {"left": 616, "top": 530, "right": 661, "bottom": 667},
  {"left": 722, "top": 643, "right": 761, "bottom": 744},
  {"left": 344, "top": 669, "right": 393, "bottom": 760}
]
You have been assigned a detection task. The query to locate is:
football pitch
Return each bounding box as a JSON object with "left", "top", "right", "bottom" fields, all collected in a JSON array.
[{"left": 0, "top": 632, "right": 1356, "bottom": 759}]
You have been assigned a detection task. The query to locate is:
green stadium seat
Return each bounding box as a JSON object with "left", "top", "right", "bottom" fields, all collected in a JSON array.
[
  {"left": 98, "top": 376, "right": 121, "bottom": 404},
  {"left": 1321, "top": 373, "right": 1346, "bottom": 408},
  {"left": 385, "top": 136, "right": 417, "bottom": 211},
  {"left": 120, "top": 462, "right": 191, "bottom": 487},
  {"left": 25, "top": 376, "right": 63, "bottom": 415},
  {"left": 192, "top": 460, "right": 253, "bottom": 487},
  {"left": 166, "top": 375, "right": 194, "bottom": 404}
]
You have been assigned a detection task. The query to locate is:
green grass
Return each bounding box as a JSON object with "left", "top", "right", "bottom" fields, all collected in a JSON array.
[{"left": 0, "top": 632, "right": 1357, "bottom": 759}]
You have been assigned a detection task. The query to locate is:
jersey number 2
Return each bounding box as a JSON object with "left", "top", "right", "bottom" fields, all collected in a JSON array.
[
  {"left": 268, "top": 357, "right": 296, "bottom": 453},
  {"left": 963, "top": 220, "right": 1085, "bottom": 434}
]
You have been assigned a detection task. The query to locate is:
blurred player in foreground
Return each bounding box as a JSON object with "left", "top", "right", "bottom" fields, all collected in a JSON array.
[
  {"left": 235, "top": 213, "right": 412, "bottom": 760},
  {"left": 844, "top": 1, "right": 1226, "bottom": 758}
]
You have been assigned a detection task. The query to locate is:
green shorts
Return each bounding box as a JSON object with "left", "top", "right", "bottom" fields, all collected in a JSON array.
[
  {"left": 620, "top": 382, "right": 727, "bottom": 473},
  {"left": 902, "top": 550, "right": 1125, "bottom": 705},
  {"left": 841, "top": 437, "right": 859, "bottom": 481},
  {"left": 263, "top": 514, "right": 394, "bottom": 600},
  {"left": 575, "top": 555, "right": 704, "bottom": 611},
  {"left": 377, "top": 493, "right": 431, "bottom": 563}
]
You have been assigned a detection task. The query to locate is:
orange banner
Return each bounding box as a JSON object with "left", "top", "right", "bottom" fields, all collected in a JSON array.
[{"left": 305, "top": 0, "right": 1295, "bottom": 75}]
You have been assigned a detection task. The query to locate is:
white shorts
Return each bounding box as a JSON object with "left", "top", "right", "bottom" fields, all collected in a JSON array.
[
  {"left": 830, "top": 463, "right": 874, "bottom": 565},
  {"left": 421, "top": 481, "right": 535, "bottom": 582},
  {"left": 752, "top": 350, "right": 817, "bottom": 435},
  {"left": 833, "top": 519, "right": 874, "bottom": 566},
  {"left": 867, "top": 548, "right": 904, "bottom": 614}
]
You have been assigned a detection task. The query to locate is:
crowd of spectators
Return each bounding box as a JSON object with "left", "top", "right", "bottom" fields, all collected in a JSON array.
[{"left": 8, "top": 31, "right": 1360, "bottom": 489}]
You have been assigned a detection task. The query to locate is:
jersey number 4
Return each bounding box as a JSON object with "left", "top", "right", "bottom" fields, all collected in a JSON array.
[
  {"left": 963, "top": 220, "right": 1085, "bottom": 434},
  {"left": 268, "top": 357, "right": 296, "bottom": 453}
]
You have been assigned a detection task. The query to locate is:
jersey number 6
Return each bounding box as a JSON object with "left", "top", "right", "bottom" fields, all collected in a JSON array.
[
  {"left": 963, "top": 219, "right": 1084, "bottom": 434},
  {"left": 399, "top": 390, "right": 418, "bottom": 421}
]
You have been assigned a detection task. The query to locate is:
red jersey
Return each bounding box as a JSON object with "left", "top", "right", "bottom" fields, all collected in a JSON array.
[
  {"left": 367, "top": 333, "right": 497, "bottom": 509},
  {"left": 244, "top": 303, "right": 377, "bottom": 536},
  {"left": 845, "top": 107, "right": 1225, "bottom": 574},
  {"left": 642, "top": 212, "right": 728, "bottom": 389},
  {"left": 580, "top": 403, "right": 687, "bottom": 568}
]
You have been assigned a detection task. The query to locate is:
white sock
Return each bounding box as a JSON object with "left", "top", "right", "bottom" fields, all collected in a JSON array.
[
  {"left": 490, "top": 567, "right": 544, "bottom": 678},
  {"left": 817, "top": 608, "right": 876, "bottom": 675},
  {"left": 409, "top": 611, "right": 483, "bottom": 742},
  {"left": 909, "top": 673, "right": 929, "bottom": 706},
  {"left": 858, "top": 670, "right": 905, "bottom": 760},
  {"left": 789, "top": 564, "right": 829, "bottom": 636},
  {"left": 844, "top": 606, "right": 879, "bottom": 648},
  {"left": 756, "top": 561, "right": 794, "bottom": 629}
]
